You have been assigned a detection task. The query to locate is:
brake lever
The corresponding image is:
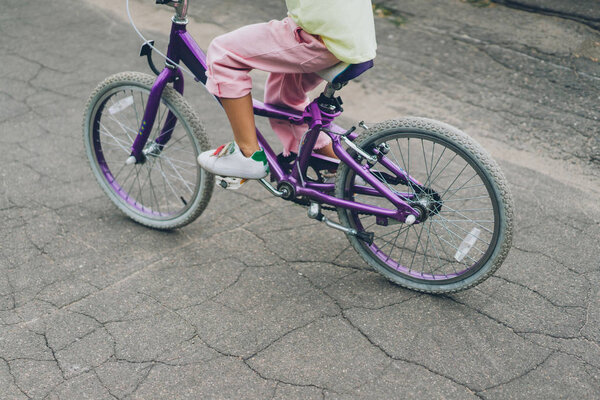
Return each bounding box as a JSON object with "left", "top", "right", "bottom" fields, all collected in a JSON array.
[{"left": 139, "top": 41, "right": 161, "bottom": 76}]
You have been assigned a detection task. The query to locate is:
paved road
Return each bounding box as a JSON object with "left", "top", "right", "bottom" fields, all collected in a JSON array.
[
  {"left": 492, "top": 0, "right": 600, "bottom": 30},
  {"left": 1, "top": 0, "right": 599, "bottom": 399}
]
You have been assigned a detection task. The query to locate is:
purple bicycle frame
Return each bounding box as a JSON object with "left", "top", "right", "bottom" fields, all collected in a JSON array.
[{"left": 129, "top": 21, "right": 420, "bottom": 223}]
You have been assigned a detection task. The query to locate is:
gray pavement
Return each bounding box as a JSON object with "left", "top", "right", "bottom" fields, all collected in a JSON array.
[
  {"left": 1, "top": 0, "right": 600, "bottom": 399},
  {"left": 492, "top": 0, "right": 600, "bottom": 30}
]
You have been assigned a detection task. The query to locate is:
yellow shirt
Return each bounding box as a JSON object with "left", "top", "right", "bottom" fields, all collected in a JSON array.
[{"left": 286, "top": 0, "right": 377, "bottom": 64}]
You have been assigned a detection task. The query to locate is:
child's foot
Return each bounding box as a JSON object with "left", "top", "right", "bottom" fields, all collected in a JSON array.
[{"left": 197, "top": 142, "right": 269, "bottom": 179}]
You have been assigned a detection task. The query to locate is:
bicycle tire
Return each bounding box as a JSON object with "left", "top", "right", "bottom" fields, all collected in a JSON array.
[
  {"left": 82, "top": 72, "right": 214, "bottom": 229},
  {"left": 335, "top": 117, "right": 513, "bottom": 293}
]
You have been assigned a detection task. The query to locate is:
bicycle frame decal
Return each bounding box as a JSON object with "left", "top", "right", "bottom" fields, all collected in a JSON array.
[{"left": 131, "top": 20, "right": 419, "bottom": 221}]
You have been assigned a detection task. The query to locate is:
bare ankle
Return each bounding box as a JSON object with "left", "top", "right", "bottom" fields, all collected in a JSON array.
[
  {"left": 315, "top": 145, "right": 338, "bottom": 159},
  {"left": 238, "top": 144, "right": 260, "bottom": 158}
]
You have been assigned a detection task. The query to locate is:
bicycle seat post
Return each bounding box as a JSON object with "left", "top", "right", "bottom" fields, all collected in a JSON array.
[{"left": 156, "top": 0, "right": 189, "bottom": 24}]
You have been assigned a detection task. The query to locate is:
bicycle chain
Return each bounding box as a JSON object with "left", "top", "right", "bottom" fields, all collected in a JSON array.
[
  {"left": 289, "top": 196, "right": 373, "bottom": 215},
  {"left": 290, "top": 196, "right": 337, "bottom": 212}
]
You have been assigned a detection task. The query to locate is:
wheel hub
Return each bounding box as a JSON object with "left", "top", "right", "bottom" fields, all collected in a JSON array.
[
  {"left": 143, "top": 142, "right": 163, "bottom": 158},
  {"left": 411, "top": 186, "right": 442, "bottom": 222}
]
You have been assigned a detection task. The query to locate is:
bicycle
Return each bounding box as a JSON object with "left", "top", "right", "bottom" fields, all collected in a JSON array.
[{"left": 82, "top": 0, "right": 513, "bottom": 293}]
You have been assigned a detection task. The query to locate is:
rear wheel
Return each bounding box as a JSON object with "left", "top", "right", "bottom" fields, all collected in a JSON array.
[
  {"left": 82, "top": 72, "right": 214, "bottom": 229},
  {"left": 335, "top": 118, "right": 513, "bottom": 293}
]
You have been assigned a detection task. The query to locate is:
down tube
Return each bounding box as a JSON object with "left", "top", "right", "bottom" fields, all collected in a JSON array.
[
  {"left": 173, "top": 30, "right": 209, "bottom": 85},
  {"left": 256, "top": 128, "right": 286, "bottom": 182}
]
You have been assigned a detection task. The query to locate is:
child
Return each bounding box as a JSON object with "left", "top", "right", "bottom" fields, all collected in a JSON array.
[{"left": 197, "top": 0, "right": 377, "bottom": 179}]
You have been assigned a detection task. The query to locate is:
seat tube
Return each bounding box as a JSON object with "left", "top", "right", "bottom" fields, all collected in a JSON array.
[
  {"left": 292, "top": 103, "right": 323, "bottom": 181},
  {"left": 293, "top": 126, "right": 321, "bottom": 181}
]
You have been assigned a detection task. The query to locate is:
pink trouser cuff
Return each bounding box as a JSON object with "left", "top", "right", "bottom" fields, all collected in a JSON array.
[
  {"left": 205, "top": 78, "right": 252, "bottom": 99},
  {"left": 205, "top": 38, "right": 253, "bottom": 98}
]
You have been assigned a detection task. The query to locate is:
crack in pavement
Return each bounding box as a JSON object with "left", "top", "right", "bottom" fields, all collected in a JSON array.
[
  {"left": 520, "top": 333, "right": 600, "bottom": 371},
  {"left": 478, "top": 350, "right": 556, "bottom": 395},
  {"left": 578, "top": 272, "right": 597, "bottom": 343},
  {"left": 491, "top": 275, "right": 587, "bottom": 310},
  {"left": 31, "top": 329, "right": 67, "bottom": 381},
  {"left": 91, "top": 369, "right": 120, "bottom": 400},
  {"left": 491, "top": 0, "right": 600, "bottom": 32},
  {"left": 338, "top": 308, "right": 485, "bottom": 398},
  {"left": 511, "top": 245, "right": 583, "bottom": 275},
  {"left": 415, "top": 24, "right": 600, "bottom": 82},
  {"left": 1, "top": 356, "right": 33, "bottom": 400}
]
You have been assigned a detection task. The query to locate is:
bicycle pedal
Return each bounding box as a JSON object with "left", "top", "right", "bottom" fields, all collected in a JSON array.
[{"left": 216, "top": 176, "right": 248, "bottom": 190}]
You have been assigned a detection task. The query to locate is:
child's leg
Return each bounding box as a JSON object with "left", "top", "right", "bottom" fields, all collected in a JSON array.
[
  {"left": 220, "top": 94, "right": 259, "bottom": 157},
  {"left": 265, "top": 72, "right": 337, "bottom": 158},
  {"left": 199, "top": 18, "right": 338, "bottom": 178}
]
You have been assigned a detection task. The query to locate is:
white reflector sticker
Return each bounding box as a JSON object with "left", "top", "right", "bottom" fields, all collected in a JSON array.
[
  {"left": 108, "top": 96, "right": 134, "bottom": 115},
  {"left": 454, "top": 227, "right": 481, "bottom": 262}
]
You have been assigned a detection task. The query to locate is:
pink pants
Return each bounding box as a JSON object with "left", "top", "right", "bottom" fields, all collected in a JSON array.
[{"left": 205, "top": 17, "right": 340, "bottom": 156}]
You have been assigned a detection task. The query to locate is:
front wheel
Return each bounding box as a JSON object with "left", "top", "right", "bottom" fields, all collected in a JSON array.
[
  {"left": 82, "top": 72, "right": 214, "bottom": 229},
  {"left": 335, "top": 118, "right": 513, "bottom": 293}
]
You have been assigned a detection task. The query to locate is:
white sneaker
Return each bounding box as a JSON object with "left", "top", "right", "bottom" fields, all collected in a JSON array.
[{"left": 197, "top": 142, "right": 269, "bottom": 179}]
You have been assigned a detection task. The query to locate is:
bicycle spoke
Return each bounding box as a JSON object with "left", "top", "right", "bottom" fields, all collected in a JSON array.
[
  {"left": 430, "top": 222, "right": 460, "bottom": 275},
  {"left": 377, "top": 224, "right": 411, "bottom": 239},
  {"left": 434, "top": 203, "right": 494, "bottom": 235},
  {"left": 419, "top": 222, "right": 436, "bottom": 278},
  {"left": 156, "top": 157, "right": 184, "bottom": 204},
  {"left": 431, "top": 218, "right": 486, "bottom": 257},
  {"left": 396, "top": 222, "right": 412, "bottom": 268},
  {"left": 111, "top": 161, "right": 128, "bottom": 182},
  {"left": 154, "top": 154, "right": 196, "bottom": 167},
  {"left": 99, "top": 124, "right": 131, "bottom": 153},
  {"left": 440, "top": 207, "right": 493, "bottom": 213},
  {"left": 443, "top": 195, "right": 490, "bottom": 202},
  {"left": 98, "top": 137, "right": 130, "bottom": 154},
  {"left": 425, "top": 145, "right": 446, "bottom": 188},
  {"left": 431, "top": 219, "right": 479, "bottom": 265},
  {"left": 421, "top": 138, "right": 430, "bottom": 182},
  {"left": 443, "top": 182, "right": 485, "bottom": 196},
  {"left": 107, "top": 114, "right": 138, "bottom": 139},
  {"left": 160, "top": 157, "right": 195, "bottom": 195},
  {"left": 109, "top": 94, "right": 137, "bottom": 139},
  {"left": 408, "top": 221, "right": 426, "bottom": 273},
  {"left": 158, "top": 158, "right": 172, "bottom": 215},
  {"left": 137, "top": 165, "right": 147, "bottom": 208},
  {"left": 132, "top": 89, "right": 140, "bottom": 129},
  {"left": 429, "top": 152, "right": 458, "bottom": 187},
  {"left": 423, "top": 220, "right": 449, "bottom": 277},
  {"left": 425, "top": 141, "right": 436, "bottom": 187},
  {"left": 120, "top": 163, "right": 137, "bottom": 199},
  {"left": 384, "top": 225, "right": 408, "bottom": 262},
  {"left": 441, "top": 171, "right": 480, "bottom": 202},
  {"left": 146, "top": 160, "right": 162, "bottom": 215}
]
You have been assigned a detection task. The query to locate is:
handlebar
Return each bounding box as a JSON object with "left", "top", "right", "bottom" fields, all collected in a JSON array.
[{"left": 156, "top": 0, "right": 188, "bottom": 24}]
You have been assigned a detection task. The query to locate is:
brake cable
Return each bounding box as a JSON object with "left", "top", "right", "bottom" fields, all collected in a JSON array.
[{"left": 125, "top": 0, "right": 195, "bottom": 79}]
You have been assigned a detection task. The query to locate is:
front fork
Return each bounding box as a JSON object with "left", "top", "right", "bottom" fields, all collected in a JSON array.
[{"left": 127, "top": 66, "right": 184, "bottom": 164}]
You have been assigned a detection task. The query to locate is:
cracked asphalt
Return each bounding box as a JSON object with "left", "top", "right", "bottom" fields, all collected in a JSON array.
[{"left": 1, "top": 0, "right": 600, "bottom": 398}]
